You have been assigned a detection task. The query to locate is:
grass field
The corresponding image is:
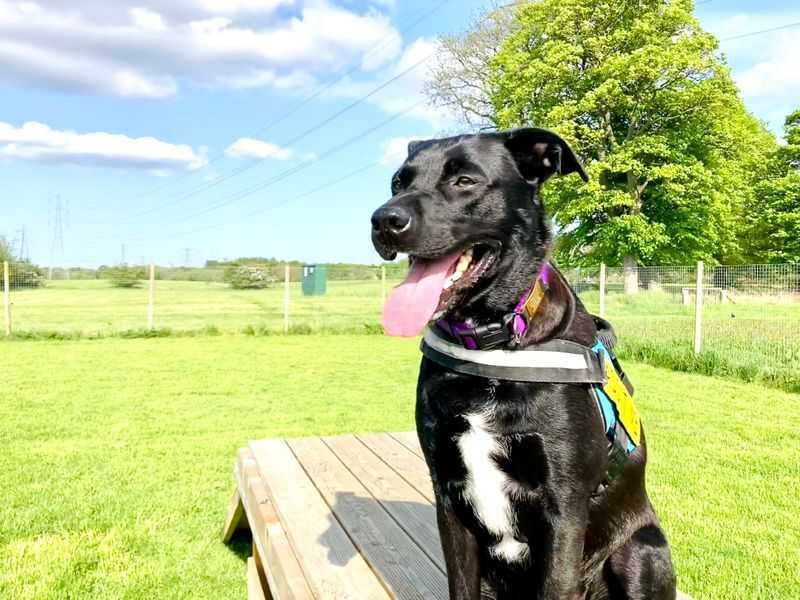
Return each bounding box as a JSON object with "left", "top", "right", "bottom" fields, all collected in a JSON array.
[
  {"left": 8, "top": 279, "right": 800, "bottom": 390},
  {"left": 1, "top": 335, "right": 798, "bottom": 599},
  {"left": 579, "top": 289, "right": 800, "bottom": 392},
  {"left": 9, "top": 279, "right": 392, "bottom": 334}
]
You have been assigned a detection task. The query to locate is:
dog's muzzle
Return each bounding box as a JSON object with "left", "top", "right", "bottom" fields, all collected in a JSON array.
[{"left": 371, "top": 204, "right": 413, "bottom": 260}]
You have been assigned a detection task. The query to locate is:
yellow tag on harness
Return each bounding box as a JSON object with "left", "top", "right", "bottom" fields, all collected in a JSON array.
[
  {"left": 523, "top": 280, "right": 547, "bottom": 319},
  {"left": 603, "top": 359, "right": 642, "bottom": 445}
]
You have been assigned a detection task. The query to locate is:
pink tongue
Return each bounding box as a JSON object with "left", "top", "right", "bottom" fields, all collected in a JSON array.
[{"left": 383, "top": 252, "right": 462, "bottom": 337}]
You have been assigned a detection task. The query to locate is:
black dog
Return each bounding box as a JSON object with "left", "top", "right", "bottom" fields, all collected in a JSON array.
[{"left": 371, "top": 129, "right": 676, "bottom": 600}]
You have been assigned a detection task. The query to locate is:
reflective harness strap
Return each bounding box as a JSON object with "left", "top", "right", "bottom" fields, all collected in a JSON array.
[{"left": 421, "top": 327, "right": 606, "bottom": 383}]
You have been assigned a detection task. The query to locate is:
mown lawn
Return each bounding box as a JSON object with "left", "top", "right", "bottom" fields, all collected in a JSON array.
[
  {"left": 8, "top": 279, "right": 799, "bottom": 391},
  {"left": 1, "top": 335, "right": 798, "bottom": 599},
  {"left": 9, "top": 278, "right": 400, "bottom": 335}
]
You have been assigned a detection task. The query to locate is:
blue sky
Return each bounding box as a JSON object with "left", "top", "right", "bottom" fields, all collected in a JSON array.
[{"left": 1, "top": 0, "right": 798, "bottom": 268}]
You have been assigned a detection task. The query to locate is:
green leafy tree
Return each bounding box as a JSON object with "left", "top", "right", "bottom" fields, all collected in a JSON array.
[
  {"left": 777, "top": 109, "right": 800, "bottom": 170},
  {"left": 224, "top": 265, "right": 277, "bottom": 289},
  {"left": 744, "top": 109, "right": 800, "bottom": 263},
  {"left": 0, "top": 237, "right": 11, "bottom": 264},
  {"left": 483, "top": 0, "right": 774, "bottom": 280},
  {"left": 106, "top": 265, "right": 146, "bottom": 288},
  {"left": 0, "top": 237, "right": 46, "bottom": 288}
]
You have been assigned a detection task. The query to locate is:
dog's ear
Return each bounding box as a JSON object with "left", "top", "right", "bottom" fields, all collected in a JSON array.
[{"left": 503, "top": 128, "right": 589, "bottom": 184}]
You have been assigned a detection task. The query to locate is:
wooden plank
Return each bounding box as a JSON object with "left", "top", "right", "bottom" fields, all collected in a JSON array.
[
  {"left": 248, "top": 557, "right": 269, "bottom": 600},
  {"left": 357, "top": 434, "right": 435, "bottom": 504},
  {"left": 324, "top": 436, "right": 445, "bottom": 572},
  {"left": 233, "top": 436, "right": 694, "bottom": 600},
  {"left": 251, "top": 439, "right": 392, "bottom": 600},
  {"left": 388, "top": 432, "right": 424, "bottom": 459},
  {"left": 252, "top": 541, "right": 274, "bottom": 600},
  {"left": 237, "top": 448, "right": 314, "bottom": 600},
  {"left": 222, "top": 486, "right": 247, "bottom": 543},
  {"left": 289, "top": 437, "right": 447, "bottom": 600}
]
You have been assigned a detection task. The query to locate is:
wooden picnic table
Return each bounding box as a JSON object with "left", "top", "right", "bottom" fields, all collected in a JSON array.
[{"left": 222, "top": 432, "right": 691, "bottom": 600}]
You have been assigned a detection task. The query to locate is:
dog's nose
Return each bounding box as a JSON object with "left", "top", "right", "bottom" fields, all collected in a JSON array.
[{"left": 371, "top": 205, "right": 412, "bottom": 236}]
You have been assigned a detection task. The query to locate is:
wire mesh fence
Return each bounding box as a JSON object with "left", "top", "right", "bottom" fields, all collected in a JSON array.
[
  {"left": 563, "top": 263, "right": 800, "bottom": 390},
  {"left": 3, "top": 259, "right": 799, "bottom": 388},
  {"left": 1, "top": 261, "right": 408, "bottom": 336}
]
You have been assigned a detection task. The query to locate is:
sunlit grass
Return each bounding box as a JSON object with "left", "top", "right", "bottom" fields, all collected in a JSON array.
[
  {"left": 7, "top": 280, "right": 799, "bottom": 390},
  {"left": 9, "top": 279, "right": 401, "bottom": 334},
  {"left": 1, "top": 335, "right": 798, "bottom": 599}
]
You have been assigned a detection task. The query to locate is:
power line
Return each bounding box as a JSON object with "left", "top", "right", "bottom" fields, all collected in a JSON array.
[
  {"left": 720, "top": 21, "right": 800, "bottom": 42},
  {"left": 150, "top": 3, "right": 800, "bottom": 236},
  {"left": 89, "top": 57, "right": 434, "bottom": 238},
  {"left": 115, "top": 0, "right": 452, "bottom": 219},
  {"left": 143, "top": 51, "right": 435, "bottom": 223},
  {"left": 119, "top": 0, "right": 735, "bottom": 231},
  {"left": 85, "top": 99, "right": 423, "bottom": 244},
  {"left": 140, "top": 161, "right": 382, "bottom": 243},
  {"left": 94, "top": 0, "right": 793, "bottom": 247},
  {"left": 163, "top": 100, "right": 425, "bottom": 227}
]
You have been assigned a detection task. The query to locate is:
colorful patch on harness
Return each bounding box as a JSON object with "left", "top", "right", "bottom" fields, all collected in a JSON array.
[
  {"left": 592, "top": 340, "right": 642, "bottom": 447},
  {"left": 602, "top": 357, "right": 641, "bottom": 446}
]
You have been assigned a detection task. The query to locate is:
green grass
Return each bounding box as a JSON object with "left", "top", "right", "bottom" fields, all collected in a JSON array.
[
  {"left": 9, "top": 279, "right": 399, "bottom": 335},
  {"left": 7, "top": 279, "right": 800, "bottom": 389},
  {"left": 577, "top": 289, "right": 800, "bottom": 391},
  {"left": 1, "top": 335, "right": 798, "bottom": 599}
]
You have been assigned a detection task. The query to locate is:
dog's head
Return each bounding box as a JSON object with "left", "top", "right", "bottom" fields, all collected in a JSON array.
[{"left": 371, "top": 128, "right": 587, "bottom": 337}]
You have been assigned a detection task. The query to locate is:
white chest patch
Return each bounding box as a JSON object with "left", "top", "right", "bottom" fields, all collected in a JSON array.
[{"left": 456, "top": 411, "right": 529, "bottom": 563}]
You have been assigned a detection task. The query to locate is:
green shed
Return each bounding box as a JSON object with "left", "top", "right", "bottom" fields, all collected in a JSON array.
[{"left": 302, "top": 264, "right": 327, "bottom": 296}]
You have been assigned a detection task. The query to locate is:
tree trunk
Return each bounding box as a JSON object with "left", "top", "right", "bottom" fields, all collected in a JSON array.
[{"left": 623, "top": 254, "right": 639, "bottom": 295}]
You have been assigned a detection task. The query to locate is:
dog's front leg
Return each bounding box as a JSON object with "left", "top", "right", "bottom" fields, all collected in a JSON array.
[
  {"left": 541, "top": 509, "right": 588, "bottom": 600},
  {"left": 435, "top": 497, "right": 482, "bottom": 600}
]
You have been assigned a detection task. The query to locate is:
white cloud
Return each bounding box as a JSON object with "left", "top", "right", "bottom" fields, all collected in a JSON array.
[
  {"left": 0, "top": 37, "right": 178, "bottom": 99},
  {"left": 380, "top": 136, "right": 421, "bottom": 166},
  {"left": 129, "top": 7, "right": 167, "bottom": 31},
  {"left": 734, "top": 33, "right": 800, "bottom": 99},
  {"left": 330, "top": 37, "right": 457, "bottom": 127},
  {"left": 195, "top": 0, "right": 294, "bottom": 15},
  {"left": 0, "top": 0, "right": 402, "bottom": 98},
  {"left": 0, "top": 121, "right": 207, "bottom": 171},
  {"left": 704, "top": 10, "right": 800, "bottom": 133},
  {"left": 225, "top": 137, "right": 293, "bottom": 160}
]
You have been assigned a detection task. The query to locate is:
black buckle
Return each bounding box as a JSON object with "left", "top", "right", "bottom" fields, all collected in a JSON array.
[{"left": 471, "top": 314, "right": 517, "bottom": 350}]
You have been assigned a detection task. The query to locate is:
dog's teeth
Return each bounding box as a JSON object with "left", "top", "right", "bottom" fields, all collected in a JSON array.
[
  {"left": 456, "top": 251, "right": 472, "bottom": 274},
  {"left": 443, "top": 279, "right": 453, "bottom": 289}
]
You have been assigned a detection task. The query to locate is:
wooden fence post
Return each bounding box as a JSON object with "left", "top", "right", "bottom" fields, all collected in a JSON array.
[
  {"left": 147, "top": 264, "right": 155, "bottom": 331},
  {"left": 693, "top": 261, "right": 704, "bottom": 354},
  {"left": 381, "top": 265, "right": 387, "bottom": 305},
  {"left": 599, "top": 263, "right": 606, "bottom": 318},
  {"left": 283, "top": 264, "right": 290, "bottom": 334},
  {"left": 3, "top": 261, "right": 11, "bottom": 337}
]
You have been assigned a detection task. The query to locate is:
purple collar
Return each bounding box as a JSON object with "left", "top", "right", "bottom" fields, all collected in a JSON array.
[{"left": 436, "top": 262, "right": 551, "bottom": 350}]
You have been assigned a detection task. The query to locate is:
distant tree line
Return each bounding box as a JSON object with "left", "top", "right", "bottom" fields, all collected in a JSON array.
[{"left": 0, "top": 238, "right": 46, "bottom": 288}]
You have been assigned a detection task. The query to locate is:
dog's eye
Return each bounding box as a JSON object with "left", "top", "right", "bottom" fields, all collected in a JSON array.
[
  {"left": 391, "top": 176, "right": 402, "bottom": 194},
  {"left": 454, "top": 176, "right": 476, "bottom": 187}
]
